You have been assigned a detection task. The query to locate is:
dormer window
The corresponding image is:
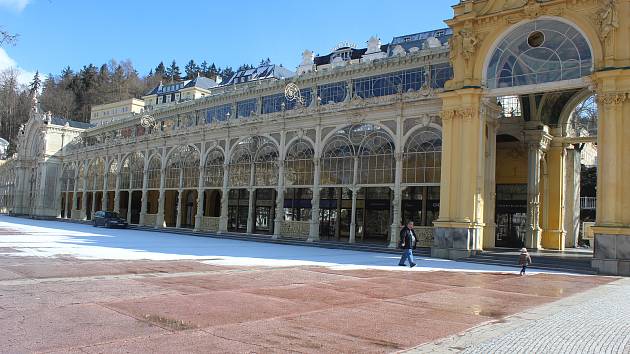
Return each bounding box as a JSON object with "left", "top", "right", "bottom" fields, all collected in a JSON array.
[
  {"left": 435, "top": 30, "right": 445, "bottom": 37},
  {"left": 404, "top": 37, "right": 412, "bottom": 42}
]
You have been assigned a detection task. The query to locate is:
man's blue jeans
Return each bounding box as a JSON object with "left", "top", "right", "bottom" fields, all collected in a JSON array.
[{"left": 399, "top": 249, "right": 415, "bottom": 266}]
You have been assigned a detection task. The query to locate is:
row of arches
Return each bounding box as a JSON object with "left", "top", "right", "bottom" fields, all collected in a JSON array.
[
  {"left": 58, "top": 124, "right": 443, "bottom": 241},
  {"left": 61, "top": 124, "right": 443, "bottom": 193}
]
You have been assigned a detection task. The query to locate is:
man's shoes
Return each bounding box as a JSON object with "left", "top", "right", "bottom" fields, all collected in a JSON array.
[
  {"left": 410, "top": 263, "right": 416, "bottom": 268},
  {"left": 398, "top": 263, "right": 406, "bottom": 266}
]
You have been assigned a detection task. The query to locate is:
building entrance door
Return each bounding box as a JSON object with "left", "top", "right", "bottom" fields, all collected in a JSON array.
[
  {"left": 361, "top": 187, "right": 391, "bottom": 243},
  {"left": 495, "top": 184, "right": 527, "bottom": 248},
  {"left": 319, "top": 187, "right": 352, "bottom": 241},
  {"left": 228, "top": 189, "right": 249, "bottom": 233},
  {"left": 254, "top": 189, "right": 275, "bottom": 234}
]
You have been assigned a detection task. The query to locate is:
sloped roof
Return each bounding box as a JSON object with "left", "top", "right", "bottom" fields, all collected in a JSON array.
[
  {"left": 223, "top": 64, "right": 295, "bottom": 85},
  {"left": 50, "top": 116, "right": 94, "bottom": 129},
  {"left": 145, "top": 75, "right": 218, "bottom": 95}
]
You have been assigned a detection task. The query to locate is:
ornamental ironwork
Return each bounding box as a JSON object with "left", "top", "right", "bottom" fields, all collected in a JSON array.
[{"left": 284, "top": 83, "right": 305, "bottom": 105}]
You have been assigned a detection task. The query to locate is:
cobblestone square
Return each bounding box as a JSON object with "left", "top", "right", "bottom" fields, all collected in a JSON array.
[{"left": 0, "top": 218, "right": 625, "bottom": 353}]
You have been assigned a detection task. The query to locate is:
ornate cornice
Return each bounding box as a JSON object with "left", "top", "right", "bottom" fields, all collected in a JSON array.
[
  {"left": 597, "top": 92, "right": 628, "bottom": 105},
  {"left": 440, "top": 107, "right": 476, "bottom": 121}
]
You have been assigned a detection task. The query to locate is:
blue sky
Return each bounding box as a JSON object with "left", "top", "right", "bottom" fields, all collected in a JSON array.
[{"left": 0, "top": 0, "right": 459, "bottom": 82}]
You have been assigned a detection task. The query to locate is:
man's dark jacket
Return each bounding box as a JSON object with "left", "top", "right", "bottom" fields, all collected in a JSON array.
[{"left": 399, "top": 227, "right": 417, "bottom": 250}]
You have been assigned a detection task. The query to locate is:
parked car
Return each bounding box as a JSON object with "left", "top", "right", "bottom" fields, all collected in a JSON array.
[{"left": 93, "top": 211, "right": 128, "bottom": 228}]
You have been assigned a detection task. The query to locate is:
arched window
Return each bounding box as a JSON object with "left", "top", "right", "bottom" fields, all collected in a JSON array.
[
  {"left": 204, "top": 149, "right": 224, "bottom": 188},
  {"left": 107, "top": 159, "right": 118, "bottom": 190},
  {"left": 129, "top": 153, "right": 144, "bottom": 190},
  {"left": 88, "top": 159, "right": 105, "bottom": 191},
  {"left": 285, "top": 140, "right": 314, "bottom": 186},
  {"left": 77, "top": 164, "right": 86, "bottom": 191},
  {"left": 254, "top": 138, "right": 278, "bottom": 186},
  {"left": 120, "top": 158, "right": 130, "bottom": 190},
  {"left": 486, "top": 19, "right": 592, "bottom": 89},
  {"left": 321, "top": 124, "right": 395, "bottom": 186},
  {"left": 228, "top": 142, "right": 252, "bottom": 187},
  {"left": 61, "top": 165, "right": 76, "bottom": 192},
  {"left": 567, "top": 95, "right": 597, "bottom": 138},
  {"left": 321, "top": 136, "right": 354, "bottom": 185},
  {"left": 403, "top": 128, "right": 442, "bottom": 184},
  {"left": 165, "top": 145, "right": 199, "bottom": 189},
  {"left": 358, "top": 131, "right": 395, "bottom": 184},
  {"left": 120, "top": 152, "right": 144, "bottom": 190},
  {"left": 147, "top": 156, "right": 161, "bottom": 189}
]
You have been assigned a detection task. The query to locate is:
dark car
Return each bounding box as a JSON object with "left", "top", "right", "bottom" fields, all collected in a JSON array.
[{"left": 93, "top": 211, "right": 128, "bottom": 228}]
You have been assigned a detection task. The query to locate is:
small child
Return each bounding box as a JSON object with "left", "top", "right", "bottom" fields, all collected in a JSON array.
[{"left": 519, "top": 248, "right": 532, "bottom": 276}]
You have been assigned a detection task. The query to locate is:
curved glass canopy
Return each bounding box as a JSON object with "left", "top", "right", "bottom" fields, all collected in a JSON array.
[{"left": 486, "top": 19, "right": 592, "bottom": 90}]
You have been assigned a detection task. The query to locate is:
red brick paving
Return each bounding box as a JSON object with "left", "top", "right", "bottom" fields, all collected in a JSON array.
[{"left": 0, "top": 254, "right": 617, "bottom": 353}]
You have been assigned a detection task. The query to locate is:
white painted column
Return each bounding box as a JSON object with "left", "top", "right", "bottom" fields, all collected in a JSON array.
[
  {"left": 139, "top": 159, "right": 149, "bottom": 226},
  {"left": 246, "top": 164, "right": 255, "bottom": 234},
  {"left": 81, "top": 161, "right": 88, "bottom": 220},
  {"left": 155, "top": 159, "right": 166, "bottom": 228},
  {"left": 564, "top": 147, "right": 581, "bottom": 248},
  {"left": 273, "top": 160, "right": 285, "bottom": 239},
  {"left": 102, "top": 158, "right": 109, "bottom": 212},
  {"left": 113, "top": 155, "right": 121, "bottom": 214},
  {"left": 349, "top": 157, "right": 359, "bottom": 243},
  {"left": 308, "top": 158, "right": 321, "bottom": 242},
  {"left": 349, "top": 187, "right": 358, "bottom": 244},
  {"left": 90, "top": 182, "right": 97, "bottom": 220},
  {"left": 71, "top": 168, "right": 79, "bottom": 219},
  {"left": 175, "top": 189, "right": 182, "bottom": 228},
  {"left": 388, "top": 152, "right": 403, "bottom": 248},
  {"left": 247, "top": 189, "right": 255, "bottom": 234},
  {"left": 219, "top": 161, "right": 229, "bottom": 233},
  {"left": 194, "top": 152, "right": 205, "bottom": 232}
]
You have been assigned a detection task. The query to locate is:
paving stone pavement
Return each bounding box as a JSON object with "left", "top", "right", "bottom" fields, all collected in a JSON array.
[{"left": 404, "top": 277, "right": 630, "bottom": 354}]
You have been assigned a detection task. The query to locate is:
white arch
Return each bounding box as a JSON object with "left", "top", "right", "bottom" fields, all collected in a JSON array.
[
  {"left": 401, "top": 123, "right": 443, "bottom": 149},
  {"left": 283, "top": 135, "right": 316, "bottom": 160},
  {"left": 482, "top": 16, "right": 595, "bottom": 89},
  {"left": 321, "top": 122, "right": 397, "bottom": 153}
]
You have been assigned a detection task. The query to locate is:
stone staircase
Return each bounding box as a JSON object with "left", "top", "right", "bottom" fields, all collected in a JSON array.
[{"left": 460, "top": 251, "right": 596, "bottom": 275}]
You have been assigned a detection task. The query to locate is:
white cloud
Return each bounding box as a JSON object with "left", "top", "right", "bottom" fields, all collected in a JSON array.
[
  {"left": 0, "top": 47, "right": 37, "bottom": 86},
  {"left": 0, "top": 0, "right": 30, "bottom": 12}
]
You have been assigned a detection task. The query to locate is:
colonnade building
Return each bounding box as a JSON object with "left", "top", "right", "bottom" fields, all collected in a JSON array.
[{"left": 2, "top": 0, "right": 630, "bottom": 275}]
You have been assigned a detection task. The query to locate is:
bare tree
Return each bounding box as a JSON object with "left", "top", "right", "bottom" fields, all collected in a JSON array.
[{"left": 0, "top": 26, "right": 18, "bottom": 46}]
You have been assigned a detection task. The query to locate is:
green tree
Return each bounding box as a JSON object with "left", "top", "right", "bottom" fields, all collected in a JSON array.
[
  {"left": 154, "top": 62, "right": 166, "bottom": 78},
  {"left": 166, "top": 60, "right": 181, "bottom": 82},
  {"left": 29, "top": 71, "right": 41, "bottom": 97},
  {"left": 184, "top": 59, "right": 200, "bottom": 79}
]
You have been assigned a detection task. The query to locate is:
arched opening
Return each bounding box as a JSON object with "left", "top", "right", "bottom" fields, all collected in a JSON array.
[
  {"left": 60, "top": 164, "right": 76, "bottom": 219},
  {"left": 106, "top": 159, "right": 117, "bottom": 211},
  {"left": 401, "top": 127, "right": 442, "bottom": 240},
  {"left": 119, "top": 152, "right": 144, "bottom": 224},
  {"left": 319, "top": 124, "right": 396, "bottom": 243},
  {"left": 164, "top": 145, "right": 199, "bottom": 228},
  {"left": 200, "top": 149, "right": 224, "bottom": 231},
  {"left": 485, "top": 19, "right": 593, "bottom": 91},
  {"left": 144, "top": 155, "right": 161, "bottom": 225},
  {"left": 564, "top": 94, "right": 598, "bottom": 248},
  {"left": 283, "top": 140, "right": 315, "bottom": 235}
]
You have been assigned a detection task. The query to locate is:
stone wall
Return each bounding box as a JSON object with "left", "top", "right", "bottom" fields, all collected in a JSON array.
[
  {"left": 415, "top": 226, "right": 434, "bottom": 248},
  {"left": 143, "top": 214, "right": 157, "bottom": 227},
  {"left": 200, "top": 217, "right": 220, "bottom": 232},
  {"left": 280, "top": 220, "right": 310, "bottom": 239}
]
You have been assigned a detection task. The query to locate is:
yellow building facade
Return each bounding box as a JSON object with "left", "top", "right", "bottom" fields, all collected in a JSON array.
[{"left": 434, "top": 0, "right": 630, "bottom": 275}]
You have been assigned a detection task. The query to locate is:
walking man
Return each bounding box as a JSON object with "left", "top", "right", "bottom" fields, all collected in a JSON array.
[{"left": 398, "top": 220, "right": 417, "bottom": 268}]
